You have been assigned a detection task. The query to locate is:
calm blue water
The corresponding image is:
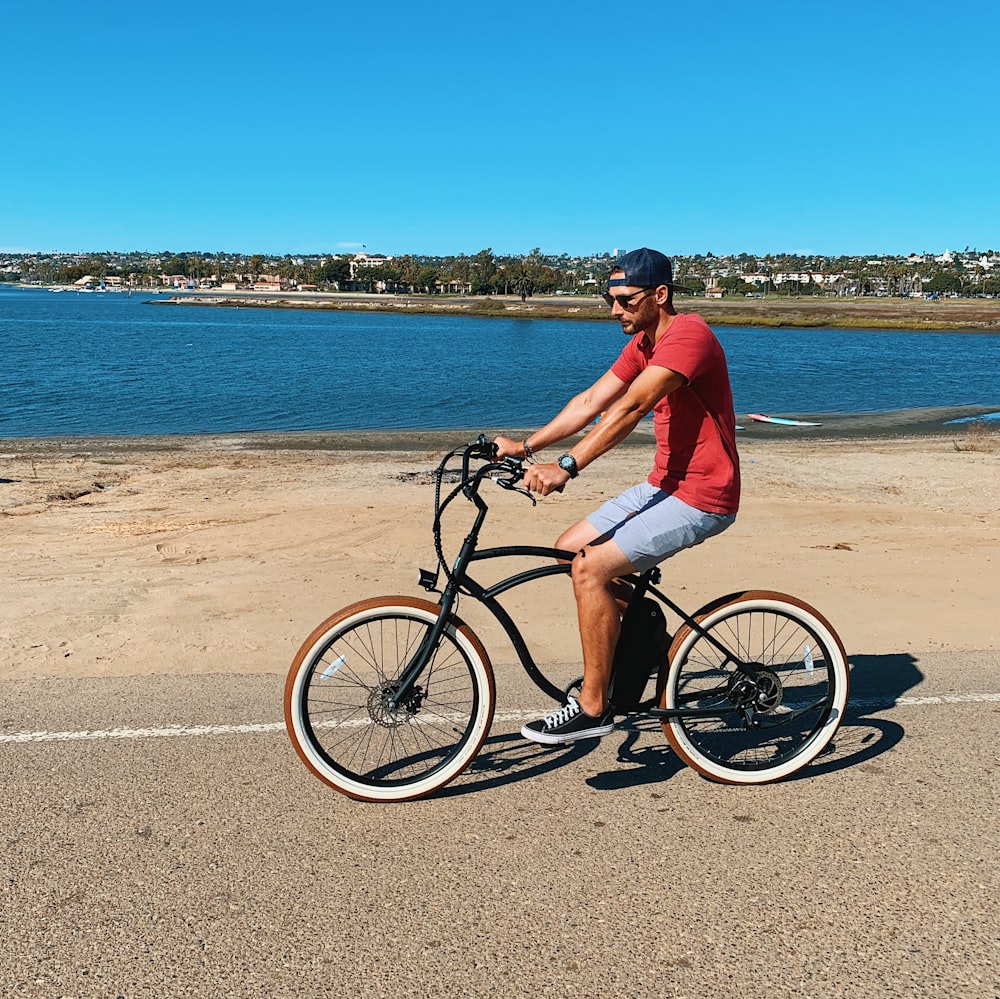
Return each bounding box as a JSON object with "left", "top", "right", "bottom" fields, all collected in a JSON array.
[{"left": 2, "top": 285, "right": 998, "bottom": 437}]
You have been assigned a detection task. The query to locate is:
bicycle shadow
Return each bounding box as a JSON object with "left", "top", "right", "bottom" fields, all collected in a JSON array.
[
  {"left": 441, "top": 653, "right": 924, "bottom": 797},
  {"left": 586, "top": 652, "right": 924, "bottom": 790},
  {"left": 439, "top": 730, "right": 602, "bottom": 798},
  {"left": 796, "top": 651, "right": 922, "bottom": 781}
]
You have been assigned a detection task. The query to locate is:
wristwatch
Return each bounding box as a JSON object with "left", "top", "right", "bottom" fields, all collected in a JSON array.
[{"left": 557, "top": 453, "right": 579, "bottom": 478}]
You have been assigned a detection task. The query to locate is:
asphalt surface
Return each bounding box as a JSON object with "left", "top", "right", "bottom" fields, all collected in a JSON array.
[{"left": 2, "top": 650, "right": 998, "bottom": 998}]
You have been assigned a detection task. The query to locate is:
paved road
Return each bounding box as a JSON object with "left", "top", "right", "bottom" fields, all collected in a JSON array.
[{"left": 3, "top": 651, "right": 998, "bottom": 998}]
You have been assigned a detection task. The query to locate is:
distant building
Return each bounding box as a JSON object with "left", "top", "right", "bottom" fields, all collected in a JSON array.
[
  {"left": 772, "top": 271, "right": 829, "bottom": 286},
  {"left": 349, "top": 252, "right": 393, "bottom": 279},
  {"left": 434, "top": 279, "right": 472, "bottom": 294}
]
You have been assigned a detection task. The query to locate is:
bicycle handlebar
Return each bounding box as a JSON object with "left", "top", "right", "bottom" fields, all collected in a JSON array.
[
  {"left": 457, "top": 434, "right": 526, "bottom": 496},
  {"left": 428, "top": 434, "right": 547, "bottom": 590}
]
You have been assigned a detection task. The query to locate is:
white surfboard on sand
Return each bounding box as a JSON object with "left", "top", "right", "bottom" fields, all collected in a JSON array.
[{"left": 747, "top": 413, "right": 822, "bottom": 427}]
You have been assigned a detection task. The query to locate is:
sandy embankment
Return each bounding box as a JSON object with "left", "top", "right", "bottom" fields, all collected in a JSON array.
[{"left": 1, "top": 429, "right": 998, "bottom": 683}]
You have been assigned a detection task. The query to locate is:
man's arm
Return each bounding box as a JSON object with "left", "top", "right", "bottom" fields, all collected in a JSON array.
[
  {"left": 522, "top": 364, "right": 686, "bottom": 496},
  {"left": 570, "top": 364, "right": 686, "bottom": 468},
  {"left": 494, "top": 369, "right": 628, "bottom": 460}
]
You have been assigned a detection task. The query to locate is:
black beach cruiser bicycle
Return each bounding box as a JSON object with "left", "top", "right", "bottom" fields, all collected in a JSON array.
[{"left": 284, "top": 435, "right": 849, "bottom": 802}]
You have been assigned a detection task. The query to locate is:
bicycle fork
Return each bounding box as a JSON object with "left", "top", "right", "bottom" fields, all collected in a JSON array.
[{"left": 386, "top": 494, "right": 489, "bottom": 711}]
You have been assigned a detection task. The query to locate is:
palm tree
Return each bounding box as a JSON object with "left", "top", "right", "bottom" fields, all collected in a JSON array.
[{"left": 512, "top": 262, "right": 534, "bottom": 302}]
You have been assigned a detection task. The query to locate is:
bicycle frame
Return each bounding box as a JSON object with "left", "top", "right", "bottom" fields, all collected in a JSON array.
[
  {"left": 467, "top": 547, "right": 765, "bottom": 718},
  {"left": 386, "top": 437, "right": 765, "bottom": 717}
]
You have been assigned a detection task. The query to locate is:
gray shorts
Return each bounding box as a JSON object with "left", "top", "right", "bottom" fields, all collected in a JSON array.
[{"left": 585, "top": 482, "right": 735, "bottom": 573}]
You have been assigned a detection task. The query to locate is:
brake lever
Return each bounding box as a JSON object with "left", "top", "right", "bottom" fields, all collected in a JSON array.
[
  {"left": 496, "top": 477, "right": 537, "bottom": 506},
  {"left": 492, "top": 459, "right": 536, "bottom": 506}
]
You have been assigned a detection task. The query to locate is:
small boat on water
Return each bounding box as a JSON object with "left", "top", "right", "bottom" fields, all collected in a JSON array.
[{"left": 747, "top": 413, "right": 822, "bottom": 427}]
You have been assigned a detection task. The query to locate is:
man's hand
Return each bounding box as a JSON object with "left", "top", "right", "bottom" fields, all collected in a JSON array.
[
  {"left": 523, "top": 462, "right": 571, "bottom": 496},
  {"left": 493, "top": 436, "right": 525, "bottom": 460}
]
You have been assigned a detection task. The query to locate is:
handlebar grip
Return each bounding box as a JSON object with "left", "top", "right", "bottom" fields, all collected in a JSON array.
[{"left": 466, "top": 434, "right": 497, "bottom": 461}]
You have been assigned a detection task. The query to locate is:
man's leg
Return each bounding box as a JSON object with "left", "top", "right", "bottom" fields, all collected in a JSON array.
[
  {"left": 566, "top": 535, "right": 637, "bottom": 718},
  {"left": 522, "top": 487, "right": 735, "bottom": 745},
  {"left": 519, "top": 519, "right": 636, "bottom": 746},
  {"left": 557, "top": 518, "right": 638, "bottom": 714},
  {"left": 566, "top": 492, "right": 736, "bottom": 716}
]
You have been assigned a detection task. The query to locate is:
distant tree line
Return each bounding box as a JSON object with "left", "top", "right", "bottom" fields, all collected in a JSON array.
[
  {"left": 8, "top": 247, "right": 999, "bottom": 298},
  {"left": 12, "top": 247, "right": 589, "bottom": 297}
]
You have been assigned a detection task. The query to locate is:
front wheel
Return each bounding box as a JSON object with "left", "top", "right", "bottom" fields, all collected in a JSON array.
[
  {"left": 284, "top": 596, "right": 495, "bottom": 802},
  {"left": 660, "top": 590, "right": 849, "bottom": 784}
]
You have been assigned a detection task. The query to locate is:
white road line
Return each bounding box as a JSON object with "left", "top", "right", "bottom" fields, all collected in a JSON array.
[
  {"left": 2, "top": 696, "right": 999, "bottom": 746},
  {"left": 1, "top": 721, "right": 287, "bottom": 745},
  {"left": 0, "top": 710, "right": 545, "bottom": 745},
  {"left": 851, "top": 693, "right": 1000, "bottom": 708}
]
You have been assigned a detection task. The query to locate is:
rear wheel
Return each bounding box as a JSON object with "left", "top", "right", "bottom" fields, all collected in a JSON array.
[
  {"left": 285, "top": 596, "right": 495, "bottom": 802},
  {"left": 660, "top": 591, "right": 848, "bottom": 784}
]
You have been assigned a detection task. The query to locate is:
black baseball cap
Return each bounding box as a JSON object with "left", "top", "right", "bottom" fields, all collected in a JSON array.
[{"left": 608, "top": 247, "right": 689, "bottom": 291}]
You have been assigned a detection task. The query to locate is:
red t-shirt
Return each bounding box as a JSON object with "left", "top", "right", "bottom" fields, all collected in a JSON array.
[{"left": 611, "top": 313, "right": 740, "bottom": 515}]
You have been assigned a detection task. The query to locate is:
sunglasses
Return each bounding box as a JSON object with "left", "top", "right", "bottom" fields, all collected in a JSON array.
[{"left": 601, "top": 287, "right": 655, "bottom": 309}]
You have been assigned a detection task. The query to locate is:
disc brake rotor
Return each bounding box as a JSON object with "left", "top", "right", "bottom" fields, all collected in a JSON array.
[
  {"left": 727, "top": 668, "right": 782, "bottom": 714},
  {"left": 367, "top": 682, "right": 424, "bottom": 728}
]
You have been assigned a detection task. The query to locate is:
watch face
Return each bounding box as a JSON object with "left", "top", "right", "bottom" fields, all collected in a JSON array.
[{"left": 558, "top": 454, "right": 578, "bottom": 476}]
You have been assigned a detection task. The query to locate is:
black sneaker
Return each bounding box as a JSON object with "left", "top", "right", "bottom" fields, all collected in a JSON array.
[{"left": 521, "top": 696, "right": 615, "bottom": 745}]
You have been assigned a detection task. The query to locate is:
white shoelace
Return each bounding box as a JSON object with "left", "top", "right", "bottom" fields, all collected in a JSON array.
[{"left": 542, "top": 696, "right": 582, "bottom": 728}]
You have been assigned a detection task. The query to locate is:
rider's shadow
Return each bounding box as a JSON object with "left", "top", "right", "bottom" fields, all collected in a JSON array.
[{"left": 585, "top": 719, "right": 687, "bottom": 790}]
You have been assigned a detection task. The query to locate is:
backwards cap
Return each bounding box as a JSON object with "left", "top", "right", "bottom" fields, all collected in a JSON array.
[{"left": 608, "top": 247, "right": 688, "bottom": 290}]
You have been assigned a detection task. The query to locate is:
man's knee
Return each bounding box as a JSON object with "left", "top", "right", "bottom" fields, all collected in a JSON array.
[
  {"left": 555, "top": 522, "right": 598, "bottom": 567},
  {"left": 570, "top": 545, "right": 616, "bottom": 592}
]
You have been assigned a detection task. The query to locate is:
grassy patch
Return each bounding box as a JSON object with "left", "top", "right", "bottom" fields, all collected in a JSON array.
[
  {"left": 155, "top": 293, "right": 1000, "bottom": 331},
  {"left": 953, "top": 420, "right": 999, "bottom": 453}
]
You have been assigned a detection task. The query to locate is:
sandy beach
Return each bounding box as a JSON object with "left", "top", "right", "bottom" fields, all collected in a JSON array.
[{"left": 2, "top": 425, "right": 998, "bottom": 681}]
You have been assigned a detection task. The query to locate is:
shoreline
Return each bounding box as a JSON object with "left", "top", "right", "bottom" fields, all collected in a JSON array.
[
  {"left": 2, "top": 405, "right": 999, "bottom": 456},
  {"left": 2, "top": 427, "right": 998, "bottom": 682},
  {"left": 13, "top": 281, "right": 999, "bottom": 330},
  {"left": 141, "top": 288, "right": 1000, "bottom": 332}
]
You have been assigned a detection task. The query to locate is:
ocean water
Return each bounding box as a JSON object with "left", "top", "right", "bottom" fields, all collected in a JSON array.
[{"left": 1, "top": 285, "right": 998, "bottom": 438}]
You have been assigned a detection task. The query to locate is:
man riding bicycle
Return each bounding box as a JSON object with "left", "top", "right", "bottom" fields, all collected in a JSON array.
[{"left": 494, "top": 247, "right": 740, "bottom": 744}]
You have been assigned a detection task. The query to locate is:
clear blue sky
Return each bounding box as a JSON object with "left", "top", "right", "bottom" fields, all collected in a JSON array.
[{"left": 2, "top": 0, "right": 996, "bottom": 258}]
